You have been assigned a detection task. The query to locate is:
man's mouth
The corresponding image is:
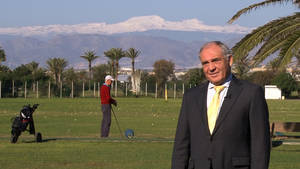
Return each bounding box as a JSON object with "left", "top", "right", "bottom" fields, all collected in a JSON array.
[{"left": 209, "top": 72, "right": 219, "bottom": 77}]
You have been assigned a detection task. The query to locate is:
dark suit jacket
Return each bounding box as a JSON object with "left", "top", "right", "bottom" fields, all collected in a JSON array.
[{"left": 171, "top": 77, "right": 270, "bottom": 169}]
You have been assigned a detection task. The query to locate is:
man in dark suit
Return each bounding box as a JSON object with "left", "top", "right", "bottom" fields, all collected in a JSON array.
[{"left": 171, "top": 41, "right": 270, "bottom": 169}]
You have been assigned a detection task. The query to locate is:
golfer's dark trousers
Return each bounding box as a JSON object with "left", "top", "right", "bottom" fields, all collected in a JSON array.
[{"left": 101, "top": 104, "right": 111, "bottom": 137}]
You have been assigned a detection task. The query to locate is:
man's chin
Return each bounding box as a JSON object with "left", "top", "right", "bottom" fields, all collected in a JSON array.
[{"left": 208, "top": 78, "right": 222, "bottom": 85}]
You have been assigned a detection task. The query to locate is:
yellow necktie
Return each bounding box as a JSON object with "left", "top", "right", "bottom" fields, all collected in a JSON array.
[{"left": 207, "top": 86, "right": 225, "bottom": 134}]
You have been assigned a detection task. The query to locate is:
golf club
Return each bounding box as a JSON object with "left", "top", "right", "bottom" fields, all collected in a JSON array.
[{"left": 111, "top": 107, "right": 123, "bottom": 138}]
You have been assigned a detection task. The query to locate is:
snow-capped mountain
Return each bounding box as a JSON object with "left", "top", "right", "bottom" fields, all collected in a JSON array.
[
  {"left": 0, "top": 16, "right": 248, "bottom": 69},
  {"left": 0, "top": 15, "right": 252, "bottom": 36}
]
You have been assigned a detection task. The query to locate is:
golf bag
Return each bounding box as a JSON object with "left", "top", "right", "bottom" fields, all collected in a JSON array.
[{"left": 10, "top": 104, "right": 41, "bottom": 143}]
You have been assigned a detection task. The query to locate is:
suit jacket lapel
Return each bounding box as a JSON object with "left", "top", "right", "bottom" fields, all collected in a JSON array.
[
  {"left": 213, "top": 77, "right": 243, "bottom": 135},
  {"left": 198, "top": 81, "right": 210, "bottom": 136}
]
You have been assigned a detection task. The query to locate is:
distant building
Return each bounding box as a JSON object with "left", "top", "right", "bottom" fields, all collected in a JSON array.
[
  {"left": 119, "top": 67, "right": 132, "bottom": 75},
  {"left": 265, "top": 85, "right": 282, "bottom": 100},
  {"left": 249, "top": 65, "right": 267, "bottom": 73},
  {"left": 174, "top": 69, "right": 188, "bottom": 79}
]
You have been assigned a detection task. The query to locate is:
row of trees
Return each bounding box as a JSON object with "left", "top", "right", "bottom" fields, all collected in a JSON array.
[
  {"left": 142, "top": 66, "right": 299, "bottom": 98},
  {"left": 0, "top": 44, "right": 179, "bottom": 98},
  {"left": 0, "top": 47, "right": 141, "bottom": 89},
  {"left": 0, "top": 51, "right": 299, "bottom": 98},
  {"left": 76, "top": 48, "right": 141, "bottom": 93}
]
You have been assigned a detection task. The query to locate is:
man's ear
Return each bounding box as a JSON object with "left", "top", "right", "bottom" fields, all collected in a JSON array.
[{"left": 228, "top": 55, "right": 233, "bottom": 66}]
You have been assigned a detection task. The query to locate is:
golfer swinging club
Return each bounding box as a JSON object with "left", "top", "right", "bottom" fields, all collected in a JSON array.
[{"left": 100, "top": 75, "right": 117, "bottom": 137}]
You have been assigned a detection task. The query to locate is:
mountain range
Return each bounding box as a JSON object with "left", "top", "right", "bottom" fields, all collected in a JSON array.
[{"left": 0, "top": 16, "right": 248, "bottom": 69}]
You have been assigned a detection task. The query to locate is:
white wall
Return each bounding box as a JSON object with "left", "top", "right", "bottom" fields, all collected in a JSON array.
[{"left": 265, "top": 85, "right": 282, "bottom": 100}]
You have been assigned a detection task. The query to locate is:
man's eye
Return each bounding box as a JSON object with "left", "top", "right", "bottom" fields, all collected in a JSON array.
[
  {"left": 202, "top": 62, "right": 208, "bottom": 65},
  {"left": 212, "top": 58, "right": 222, "bottom": 63}
]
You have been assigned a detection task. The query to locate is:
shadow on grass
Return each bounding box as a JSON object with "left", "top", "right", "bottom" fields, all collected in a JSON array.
[
  {"left": 273, "top": 148, "right": 300, "bottom": 152},
  {"left": 271, "top": 140, "right": 300, "bottom": 152},
  {"left": 22, "top": 138, "right": 57, "bottom": 143},
  {"left": 272, "top": 141, "right": 283, "bottom": 148},
  {"left": 0, "top": 136, "right": 174, "bottom": 143}
]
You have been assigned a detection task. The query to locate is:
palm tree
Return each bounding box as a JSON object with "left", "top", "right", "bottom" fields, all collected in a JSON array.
[
  {"left": 232, "top": 59, "right": 251, "bottom": 79},
  {"left": 0, "top": 46, "right": 6, "bottom": 65},
  {"left": 26, "top": 61, "right": 40, "bottom": 91},
  {"left": 64, "top": 67, "right": 78, "bottom": 83},
  {"left": 112, "top": 48, "right": 125, "bottom": 97},
  {"left": 125, "top": 48, "right": 140, "bottom": 74},
  {"left": 104, "top": 48, "right": 125, "bottom": 96},
  {"left": 26, "top": 61, "right": 39, "bottom": 79},
  {"left": 56, "top": 58, "right": 68, "bottom": 84},
  {"left": 47, "top": 58, "right": 58, "bottom": 84},
  {"left": 46, "top": 58, "right": 68, "bottom": 85},
  {"left": 228, "top": 0, "right": 300, "bottom": 70},
  {"left": 125, "top": 48, "right": 141, "bottom": 94},
  {"left": 80, "top": 50, "right": 99, "bottom": 90},
  {"left": 104, "top": 48, "right": 125, "bottom": 81},
  {"left": 104, "top": 49, "right": 116, "bottom": 76},
  {"left": 111, "top": 48, "right": 125, "bottom": 83},
  {"left": 107, "top": 60, "right": 114, "bottom": 75}
]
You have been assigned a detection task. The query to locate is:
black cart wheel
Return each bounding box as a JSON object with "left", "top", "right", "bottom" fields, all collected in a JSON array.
[
  {"left": 36, "top": 132, "right": 42, "bottom": 142},
  {"left": 10, "top": 129, "right": 20, "bottom": 143},
  {"left": 10, "top": 134, "right": 19, "bottom": 143}
]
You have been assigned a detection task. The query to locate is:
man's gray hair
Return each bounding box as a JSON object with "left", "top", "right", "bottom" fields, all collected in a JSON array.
[{"left": 199, "top": 41, "right": 232, "bottom": 58}]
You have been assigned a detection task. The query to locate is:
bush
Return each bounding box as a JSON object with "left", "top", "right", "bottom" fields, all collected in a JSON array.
[{"left": 272, "top": 72, "right": 298, "bottom": 97}]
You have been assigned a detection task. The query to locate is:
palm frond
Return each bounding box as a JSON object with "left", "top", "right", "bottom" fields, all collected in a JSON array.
[
  {"left": 254, "top": 16, "right": 300, "bottom": 61},
  {"left": 232, "top": 16, "right": 287, "bottom": 61},
  {"left": 267, "top": 56, "right": 285, "bottom": 71},
  {"left": 253, "top": 40, "right": 286, "bottom": 66},
  {"left": 228, "top": 0, "right": 296, "bottom": 23},
  {"left": 80, "top": 50, "right": 99, "bottom": 62},
  {"left": 125, "top": 48, "right": 141, "bottom": 60},
  {"left": 232, "top": 13, "right": 300, "bottom": 66},
  {"left": 278, "top": 31, "right": 300, "bottom": 68}
]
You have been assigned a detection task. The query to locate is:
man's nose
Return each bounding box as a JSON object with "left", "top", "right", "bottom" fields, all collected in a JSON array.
[{"left": 208, "top": 62, "right": 216, "bottom": 71}]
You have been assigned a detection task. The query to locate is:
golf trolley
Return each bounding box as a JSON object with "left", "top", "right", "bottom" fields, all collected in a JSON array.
[{"left": 10, "top": 104, "right": 42, "bottom": 143}]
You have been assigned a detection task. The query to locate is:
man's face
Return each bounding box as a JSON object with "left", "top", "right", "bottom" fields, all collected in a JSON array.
[
  {"left": 106, "top": 79, "right": 112, "bottom": 85},
  {"left": 199, "top": 44, "right": 233, "bottom": 85}
]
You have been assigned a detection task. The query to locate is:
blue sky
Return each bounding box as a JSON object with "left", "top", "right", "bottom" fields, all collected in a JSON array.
[{"left": 0, "top": 0, "right": 298, "bottom": 28}]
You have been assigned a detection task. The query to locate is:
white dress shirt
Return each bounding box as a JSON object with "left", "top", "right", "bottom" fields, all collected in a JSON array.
[{"left": 207, "top": 74, "right": 232, "bottom": 116}]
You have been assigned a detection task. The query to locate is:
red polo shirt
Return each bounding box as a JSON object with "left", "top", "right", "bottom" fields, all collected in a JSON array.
[{"left": 100, "top": 84, "right": 115, "bottom": 104}]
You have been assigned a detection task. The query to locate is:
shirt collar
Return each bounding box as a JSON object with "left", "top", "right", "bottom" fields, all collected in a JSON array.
[
  {"left": 208, "top": 73, "right": 232, "bottom": 89},
  {"left": 103, "top": 83, "right": 110, "bottom": 87}
]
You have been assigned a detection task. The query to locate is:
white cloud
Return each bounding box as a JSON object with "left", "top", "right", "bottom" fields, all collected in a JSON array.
[{"left": 0, "top": 15, "right": 253, "bottom": 36}]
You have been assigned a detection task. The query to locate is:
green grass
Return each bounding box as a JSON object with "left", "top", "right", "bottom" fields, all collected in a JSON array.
[
  {"left": 0, "top": 98, "right": 181, "bottom": 138},
  {"left": 0, "top": 141, "right": 173, "bottom": 169},
  {"left": 270, "top": 145, "right": 300, "bottom": 169},
  {"left": 267, "top": 99, "right": 300, "bottom": 122},
  {"left": 0, "top": 98, "right": 299, "bottom": 169}
]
